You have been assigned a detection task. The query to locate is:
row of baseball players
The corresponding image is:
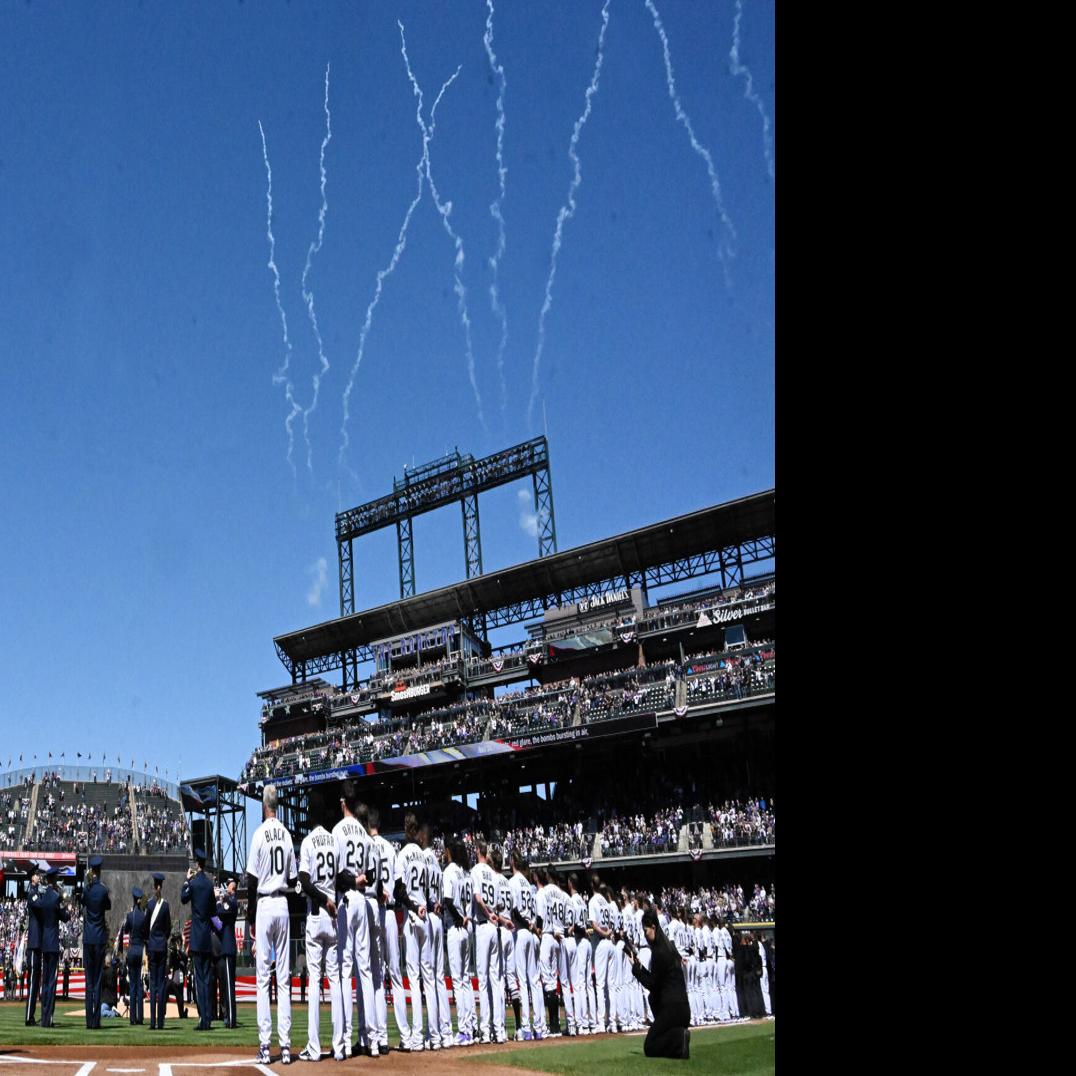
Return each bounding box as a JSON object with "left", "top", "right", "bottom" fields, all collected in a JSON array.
[{"left": 245, "top": 780, "right": 746, "bottom": 1065}]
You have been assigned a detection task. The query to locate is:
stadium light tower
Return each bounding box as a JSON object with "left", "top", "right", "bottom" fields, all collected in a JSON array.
[{"left": 335, "top": 435, "right": 559, "bottom": 614}]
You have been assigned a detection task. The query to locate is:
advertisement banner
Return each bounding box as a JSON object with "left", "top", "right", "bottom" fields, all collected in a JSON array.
[{"left": 501, "top": 711, "right": 657, "bottom": 750}]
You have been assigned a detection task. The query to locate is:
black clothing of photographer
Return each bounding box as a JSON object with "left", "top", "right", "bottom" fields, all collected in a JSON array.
[{"left": 629, "top": 909, "right": 692, "bottom": 1059}]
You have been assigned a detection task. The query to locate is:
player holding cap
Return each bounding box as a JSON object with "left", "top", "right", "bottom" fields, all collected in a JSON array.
[
  {"left": 509, "top": 851, "right": 544, "bottom": 1041},
  {"left": 245, "top": 784, "right": 297, "bottom": 1065},
  {"left": 297, "top": 807, "right": 341, "bottom": 1061},
  {"left": 420, "top": 828, "right": 452, "bottom": 1050}
]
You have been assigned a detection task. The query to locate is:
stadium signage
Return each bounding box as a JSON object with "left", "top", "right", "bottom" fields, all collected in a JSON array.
[
  {"left": 389, "top": 682, "right": 432, "bottom": 700},
  {"left": 504, "top": 711, "right": 657, "bottom": 749},
  {"left": 373, "top": 626, "right": 454, "bottom": 663},
  {"left": 696, "top": 599, "right": 775, "bottom": 627},
  {"left": 578, "top": 588, "right": 629, "bottom": 614}
]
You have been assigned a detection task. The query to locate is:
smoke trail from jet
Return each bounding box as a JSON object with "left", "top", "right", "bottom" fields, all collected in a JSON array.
[
  {"left": 258, "top": 120, "right": 302, "bottom": 477},
  {"left": 484, "top": 0, "right": 510, "bottom": 421},
  {"left": 300, "top": 63, "right": 333, "bottom": 477},
  {"left": 730, "top": 0, "right": 774, "bottom": 181},
  {"left": 399, "top": 27, "right": 486, "bottom": 431},
  {"left": 526, "top": 0, "right": 612, "bottom": 431},
  {"left": 337, "top": 26, "right": 464, "bottom": 482},
  {"left": 644, "top": 0, "right": 737, "bottom": 274}
]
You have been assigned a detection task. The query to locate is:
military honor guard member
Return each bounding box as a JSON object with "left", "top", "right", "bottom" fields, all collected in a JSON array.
[
  {"left": 81, "top": 854, "right": 111, "bottom": 1029},
  {"left": 146, "top": 872, "right": 172, "bottom": 1029},
  {"left": 215, "top": 873, "right": 240, "bottom": 1029},
  {"left": 181, "top": 848, "right": 218, "bottom": 1031},
  {"left": 24, "top": 861, "right": 43, "bottom": 1026},
  {"left": 116, "top": 887, "right": 149, "bottom": 1024},
  {"left": 29, "top": 866, "right": 70, "bottom": 1028}
]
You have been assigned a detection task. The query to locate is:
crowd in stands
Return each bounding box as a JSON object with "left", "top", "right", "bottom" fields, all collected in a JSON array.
[
  {"left": 2, "top": 788, "right": 32, "bottom": 846},
  {"left": 709, "top": 798, "right": 775, "bottom": 847},
  {"left": 597, "top": 806, "right": 684, "bottom": 857},
  {"left": 660, "top": 882, "right": 776, "bottom": 923},
  {"left": 1, "top": 892, "right": 84, "bottom": 970},
  {"left": 242, "top": 639, "right": 775, "bottom": 787},
  {"left": 26, "top": 786, "right": 133, "bottom": 854},
  {"left": 502, "top": 821, "right": 591, "bottom": 864},
  {"left": 134, "top": 789, "right": 190, "bottom": 855}
]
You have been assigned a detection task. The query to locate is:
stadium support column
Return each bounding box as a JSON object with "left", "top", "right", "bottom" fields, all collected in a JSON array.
[
  {"left": 339, "top": 537, "right": 355, "bottom": 616},
  {"left": 462, "top": 488, "right": 486, "bottom": 639},
  {"left": 532, "top": 465, "right": 558, "bottom": 559},
  {"left": 398, "top": 517, "right": 416, "bottom": 599}
]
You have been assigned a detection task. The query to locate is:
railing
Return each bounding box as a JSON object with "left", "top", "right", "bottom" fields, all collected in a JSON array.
[{"left": 0, "top": 765, "right": 179, "bottom": 800}]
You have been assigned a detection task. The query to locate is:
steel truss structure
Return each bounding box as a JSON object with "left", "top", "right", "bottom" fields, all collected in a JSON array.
[
  {"left": 276, "top": 532, "right": 775, "bottom": 682},
  {"left": 180, "top": 775, "right": 249, "bottom": 877},
  {"left": 336, "top": 437, "right": 557, "bottom": 615}
]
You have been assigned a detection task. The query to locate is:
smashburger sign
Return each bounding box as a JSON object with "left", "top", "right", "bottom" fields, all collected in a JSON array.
[{"left": 389, "top": 682, "right": 432, "bottom": 700}]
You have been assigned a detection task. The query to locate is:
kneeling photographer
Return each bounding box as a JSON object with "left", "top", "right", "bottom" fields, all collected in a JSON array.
[{"left": 627, "top": 908, "right": 691, "bottom": 1059}]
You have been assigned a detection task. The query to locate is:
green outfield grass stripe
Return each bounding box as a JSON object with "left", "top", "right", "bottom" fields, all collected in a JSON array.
[{"left": 474, "top": 1023, "right": 775, "bottom": 1075}]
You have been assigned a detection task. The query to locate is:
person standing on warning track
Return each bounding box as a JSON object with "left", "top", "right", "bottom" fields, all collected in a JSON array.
[
  {"left": 245, "top": 783, "right": 298, "bottom": 1066},
  {"left": 297, "top": 809, "right": 341, "bottom": 1061},
  {"left": 332, "top": 782, "right": 379, "bottom": 1059},
  {"left": 393, "top": 811, "right": 430, "bottom": 1053}
]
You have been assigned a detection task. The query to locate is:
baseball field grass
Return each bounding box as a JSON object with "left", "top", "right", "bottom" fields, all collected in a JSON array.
[
  {"left": 475, "top": 1022, "right": 775, "bottom": 1075},
  {"left": 1, "top": 1001, "right": 775, "bottom": 1074}
]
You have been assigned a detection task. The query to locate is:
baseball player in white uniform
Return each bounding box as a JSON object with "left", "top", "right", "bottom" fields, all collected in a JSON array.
[
  {"left": 419, "top": 827, "right": 452, "bottom": 1050},
  {"left": 587, "top": 876, "right": 615, "bottom": 1034},
  {"left": 550, "top": 871, "right": 575, "bottom": 1036},
  {"left": 508, "top": 852, "right": 545, "bottom": 1040},
  {"left": 442, "top": 839, "right": 475, "bottom": 1045},
  {"left": 332, "top": 784, "right": 378, "bottom": 1058},
  {"left": 758, "top": 937, "right": 772, "bottom": 1016},
  {"left": 368, "top": 810, "right": 407, "bottom": 1050},
  {"left": 487, "top": 847, "right": 524, "bottom": 1040},
  {"left": 245, "top": 784, "right": 298, "bottom": 1066},
  {"left": 536, "top": 868, "right": 562, "bottom": 1035},
  {"left": 716, "top": 917, "right": 737, "bottom": 1020},
  {"left": 470, "top": 841, "right": 507, "bottom": 1044},
  {"left": 297, "top": 817, "right": 342, "bottom": 1061},
  {"left": 635, "top": 897, "right": 655, "bottom": 1024},
  {"left": 394, "top": 812, "right": 432, "bottom": 1052},
  {"left": 566, "top": 874, "right": 595, "bottom": 1034}
]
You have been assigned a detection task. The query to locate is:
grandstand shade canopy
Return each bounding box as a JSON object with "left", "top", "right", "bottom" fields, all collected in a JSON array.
[{"left": 275, "top": 490, "right": 775, "bottom": 671}]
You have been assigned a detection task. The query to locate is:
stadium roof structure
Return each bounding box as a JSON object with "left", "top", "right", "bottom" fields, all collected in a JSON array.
[{"left": 274, "top": 489, "right": 775, "bottom": 683}]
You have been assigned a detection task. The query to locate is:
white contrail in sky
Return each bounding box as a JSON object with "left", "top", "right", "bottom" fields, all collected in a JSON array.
[
  {"left": 300, "top": 63, "right": 333, "bottom": 477},
  {"left": 337, "top": 24, "right": 463, "bottom": 483},
  {"left": 644, "top": 0, "right": 737, "bottom": 271},
  {"left": 526, "top": 0, "right": 612, "bottom": 431},
  {"left": 484, "top": 0, "right": 510, "bottom": 421},
  {"left": 400, "top": 25, "right": 485, "bottom": 431},
  {"left": 258, "top": 119, "right": 302, "bottom": 477},
  {"left": 730, "top": 0, "right": 774, "bottom": 181}
]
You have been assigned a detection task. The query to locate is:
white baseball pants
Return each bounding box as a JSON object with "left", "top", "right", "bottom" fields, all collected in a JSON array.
[
  {"left": 255, "top": 895, "right": 292, "bottom": 1049},
  {"left": 304, "top": 909, "right": 341, "bottom": 1056}
]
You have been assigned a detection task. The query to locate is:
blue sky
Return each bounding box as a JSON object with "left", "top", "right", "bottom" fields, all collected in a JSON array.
[{"left": 0, "top": 0, "right": 773, "bottom": 788}]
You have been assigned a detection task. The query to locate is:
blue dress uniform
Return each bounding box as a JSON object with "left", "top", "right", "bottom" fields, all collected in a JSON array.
[
  {"left": 181, "top": 851, "right": 217, "bottom": 1031},
  {"left": 119, "top": 890, "right": 149, "bottom": 1024},
  {"left": 30, "top": 869, "right": 70, "bottom": 1028},
  {"left": 146, "top": 873, "right": 172, "bottom": 1029},
  {"left": 215, "top": 880, "right": 239, "bottom": 1028},
  {"left": 81, "top": 855, "right": 112, "bottom": 1029},
  {"left": 24, "top": 864, "right": 43, "bottom": 1026}
]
